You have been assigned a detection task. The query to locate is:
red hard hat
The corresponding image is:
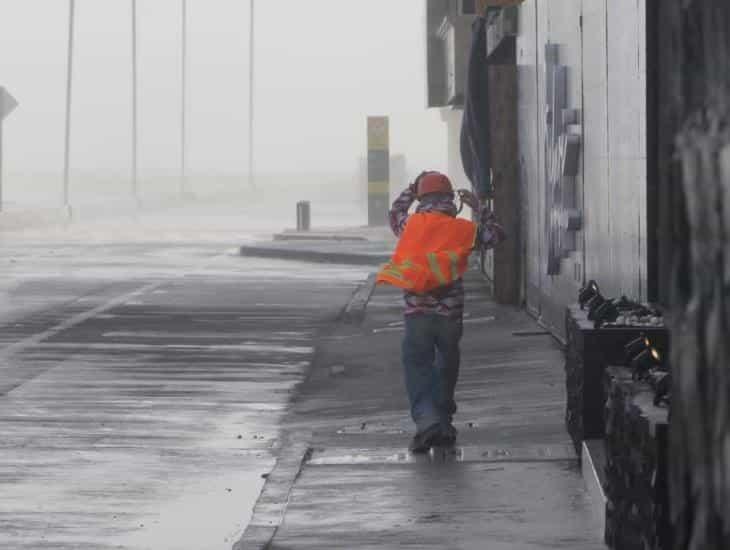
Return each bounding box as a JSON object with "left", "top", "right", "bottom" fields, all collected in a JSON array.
[{"left": 416, "top": 172, "right": 453, "bottom": 198}]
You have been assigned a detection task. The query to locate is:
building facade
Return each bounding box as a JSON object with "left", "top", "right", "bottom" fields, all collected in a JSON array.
[{"left": 427, "top": 0, "right": 652, "bottom": 337}]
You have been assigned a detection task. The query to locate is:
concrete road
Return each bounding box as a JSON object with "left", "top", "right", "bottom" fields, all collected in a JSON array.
[{"left": 0, "top": 234, "right": 369, "bottom": 549}]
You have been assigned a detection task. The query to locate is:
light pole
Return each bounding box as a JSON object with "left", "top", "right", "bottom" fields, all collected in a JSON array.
[
  {"left": 248, "top": 0, "right": 255, "bottom": 189},
  {"left": 63, "top": 0, "right": 76, "bottom": 214},
  {"left": 180, "top": 0, "right": 187, "bottom": 196},
  {"left": 131, "top": 0, "right": 139, "bottom": 205},
  {"left": 0, "top": 88, "right": 19, "bottom": 212}
]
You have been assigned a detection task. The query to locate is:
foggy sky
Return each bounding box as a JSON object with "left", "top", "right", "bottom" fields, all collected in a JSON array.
[{"left": 0, "top": 0, "right": 448, "bottom": 181}]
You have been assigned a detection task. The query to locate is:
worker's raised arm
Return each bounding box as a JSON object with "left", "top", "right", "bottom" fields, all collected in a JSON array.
[{"left": 388, "top": 184, "right": 417, "bottom": 237}]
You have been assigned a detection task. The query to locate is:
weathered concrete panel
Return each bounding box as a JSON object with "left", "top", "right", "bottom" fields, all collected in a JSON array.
[
  {"left": 581, "top": 0, "right": 610, "bottom": 292},
  {"left": 516, "top": 0, "right": 648, "bottom": 335},
  {"left": 534, "top": 0, "right": 584, "bottom": 334},
  {"left": 606, "top": 0, "right": 647, "bottom": 300}
]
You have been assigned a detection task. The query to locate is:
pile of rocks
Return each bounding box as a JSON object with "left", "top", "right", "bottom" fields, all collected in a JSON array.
[
  {"left": 564, "top": 305, "right": 668, "bottom": 452},
  {"left": 603, "top": 367, "right": 671, "bottom": 550}
]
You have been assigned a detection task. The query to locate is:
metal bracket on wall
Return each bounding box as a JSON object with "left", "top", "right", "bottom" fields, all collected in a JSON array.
[{"left": 485, "top": 5, "right": 519, "bottom": 59}]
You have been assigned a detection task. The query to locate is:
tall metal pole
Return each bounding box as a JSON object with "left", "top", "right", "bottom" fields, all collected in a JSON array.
[
  {"left": 63, "top": 0, "right": 76, "bottom": 212},
  {"left": 248, "top": 0, "right": 255, "bottom": 188},
  {"left": 180, "top": 0, "right": 187, "bottom": 196},
  {"left": 131, "top": 0, "right": 139, "bottom": 204},
  {"left": 0, "top": 115, "right": 4, "bottom": 212},
  {"left": 0, "top": 89, "right": 18, "bottom": 213}
]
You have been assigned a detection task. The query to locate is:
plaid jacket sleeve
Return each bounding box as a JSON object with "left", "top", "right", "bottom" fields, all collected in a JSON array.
[
  {"left": 389, "top": 187, "right": 416, "bottom": 237},
  {"left": 476, "top": 203, "right": 507, "bottom": 250}
]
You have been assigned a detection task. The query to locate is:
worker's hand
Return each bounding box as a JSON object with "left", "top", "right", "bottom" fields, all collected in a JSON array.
[
  {"left": 480, "top": 212, "right": 507, "bottom": 248},
  {"left": 457, "top": 189, "right": 480, "bottom": 211}
]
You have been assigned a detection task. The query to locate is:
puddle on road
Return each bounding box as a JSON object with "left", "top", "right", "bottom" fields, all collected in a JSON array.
[{"left": 116, "top": 468, "right": 269, "bottom": 550}]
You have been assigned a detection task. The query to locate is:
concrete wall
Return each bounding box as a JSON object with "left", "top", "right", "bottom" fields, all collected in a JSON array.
[
  {"left": 516, "top": 0, "right": 647, "bottom": 335},
  {"left": 441, "top": 107, "right": 471, "bottom": 191}
]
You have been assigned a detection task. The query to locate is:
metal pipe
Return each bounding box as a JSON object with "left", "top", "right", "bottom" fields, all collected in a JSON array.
[
  {"left": 0, "top": 113, "right": 4, "bottom": 211},
  {"left": 131, "top": 0, "right": 139, "bottom": 204},
  {"left": 181, "top": 0, "right": 187, "bottom": 196},
  {"left": 248, "top": 0, "right": 255, "bottom": 188},
  {"left": 63, "top": 0, "right": 76, "bottom": 211}
]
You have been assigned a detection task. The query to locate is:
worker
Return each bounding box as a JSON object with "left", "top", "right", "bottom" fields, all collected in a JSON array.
[{"left": 377, "top": 171, "right": 506, "bottom": 453}]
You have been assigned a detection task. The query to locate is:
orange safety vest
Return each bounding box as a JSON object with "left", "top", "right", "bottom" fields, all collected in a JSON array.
[{"left": 376, "top": 212, "right": 478, "bottom": 294}]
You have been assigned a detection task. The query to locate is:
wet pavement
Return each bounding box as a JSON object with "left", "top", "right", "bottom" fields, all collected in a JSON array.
[
  {"left": 238, "top": 273, "right": 606, "bottom": 550},
  {"left": 1, "top": 212, "right": 605, "bottom": 550},
  {"left": 0, "top": 233, "right": 370, "bottom": 549}
]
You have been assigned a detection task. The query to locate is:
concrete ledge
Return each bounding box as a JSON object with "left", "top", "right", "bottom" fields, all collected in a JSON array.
[
  {"left": 273, "top": 233, "right": 368, "bottom": 242},
  {"left": 232, "top": 438, "right": 312, "bottom": 550},
  {"left": 582, "top": 439, "right": 607, "bottom": 540},
  {"left": 603, "top": 366, "right": 671, "bottom": 549},
  {"left": 239, "top": 245, "right": 390, "bottom": 266}
]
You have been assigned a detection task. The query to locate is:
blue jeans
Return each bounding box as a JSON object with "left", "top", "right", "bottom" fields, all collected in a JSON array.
[{"left": 401, "top": 313, "right": 463, "bottom": 433}]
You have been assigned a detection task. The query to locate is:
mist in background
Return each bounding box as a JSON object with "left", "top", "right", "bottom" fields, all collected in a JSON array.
[{"left": 0, "top": 0, "right": 448, "bottom": 224}]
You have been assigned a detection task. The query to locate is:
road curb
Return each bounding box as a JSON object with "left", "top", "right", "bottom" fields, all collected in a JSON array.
[
  {"left": 239, "top": 245, "right": 389, "bottom": 266},
  {"left": 232, "top": 435, "right": 313, "bottom": 550},
  {"left": 341, "top": 273, "right": 377, "bottom": 324},
  {"left": 232, "top": 275, "right": 377, "bottom": 549}
]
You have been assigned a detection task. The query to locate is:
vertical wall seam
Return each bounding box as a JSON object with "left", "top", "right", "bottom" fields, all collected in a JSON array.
[
  {"left": 637, "top": 0, "right": 645, "bottom": 300},
  {"left": 580, "top": 1, "right": 586, "bottom": 284},
  {"left": 535, "top": 0, "right": 542, "bottom": 312},
  {"left": 604, "top": 0, "right": 612, "bottom": 295}
]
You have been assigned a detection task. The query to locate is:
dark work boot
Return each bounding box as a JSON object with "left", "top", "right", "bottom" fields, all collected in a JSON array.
[
  {"left": 438, "top": 423, "right": 458, "bottom": 446},
  {"left": 409, "top": 424, "right": 441, "bottom": 454}
]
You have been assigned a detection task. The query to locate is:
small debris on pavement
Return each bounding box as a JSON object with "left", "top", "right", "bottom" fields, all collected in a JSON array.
[
  {"left": 463, "top": 316, "right": 496, "bottom": 324},
  {"left": 329, "top": 365, "right": 346, "bottom": 376},
  {"left": 372, "top": 326, "right": 404, "bottom": 334}
]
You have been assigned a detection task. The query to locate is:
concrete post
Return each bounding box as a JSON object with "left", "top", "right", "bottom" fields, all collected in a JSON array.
[{"left": 367, "top": 116, "right": 390, "bottom": 226}]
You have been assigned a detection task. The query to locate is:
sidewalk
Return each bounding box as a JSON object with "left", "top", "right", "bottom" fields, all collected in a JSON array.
[{"left": 235, "top": 268, "right": 605, "bottom": 549}]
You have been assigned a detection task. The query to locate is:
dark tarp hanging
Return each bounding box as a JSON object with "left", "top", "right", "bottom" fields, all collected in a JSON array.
[{"left": 460, "top": 15, "right": 492, "bottom": 199}]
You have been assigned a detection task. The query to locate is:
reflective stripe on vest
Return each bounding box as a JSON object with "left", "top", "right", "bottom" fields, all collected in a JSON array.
[{"left": 376, "top": 212, "right": 477, "bottom": 294}]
